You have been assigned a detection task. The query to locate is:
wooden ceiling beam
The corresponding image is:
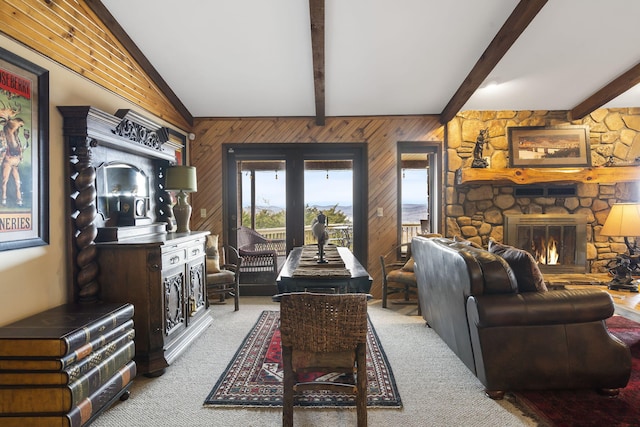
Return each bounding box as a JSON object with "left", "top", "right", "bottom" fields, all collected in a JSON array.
[
  {"left": 439, "top": 0, "right": 548, "bottom": 125},
  {"left": 309, "top": 0, "right": 326, "bottom": 126},
  {"left": 569, "top": 62, "right": 640, "bottom": 120}
]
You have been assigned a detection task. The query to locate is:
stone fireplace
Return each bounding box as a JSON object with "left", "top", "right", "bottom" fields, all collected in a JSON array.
[
  {"left": 445, "top": 108, "right": 640, "bottom": 275},
  {"left": 504, "top": 214, "right": 587, "bottom": 273}
]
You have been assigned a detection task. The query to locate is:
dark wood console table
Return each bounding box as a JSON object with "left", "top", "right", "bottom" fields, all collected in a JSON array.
[
  {"left": 276, "top": 246, "right": 372, "bottom": 293},
  {"left": 96, "top": 231, "right": 212, "bottom": 376}
]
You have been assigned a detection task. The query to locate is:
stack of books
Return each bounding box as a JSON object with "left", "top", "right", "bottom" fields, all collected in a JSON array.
[{"left": 0, "top": 303, "right": 136, "bottom": 427}]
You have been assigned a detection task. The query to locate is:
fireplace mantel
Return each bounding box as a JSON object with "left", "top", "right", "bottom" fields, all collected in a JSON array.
[{"left": 457, "top": 165, "right": 640, "bottom": 185}]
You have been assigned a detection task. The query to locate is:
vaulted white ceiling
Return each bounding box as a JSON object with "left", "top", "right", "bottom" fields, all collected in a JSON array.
[{"left": 101, "top": 0, "right": 640, "bottom": 120}]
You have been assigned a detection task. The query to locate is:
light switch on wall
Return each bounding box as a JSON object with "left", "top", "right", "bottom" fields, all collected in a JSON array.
[
  {"left": 200, "top": 208, "right": 207, "bottom": 218},
  {"left": 377, "top": 207, "right": 383, "bottom": 217}
]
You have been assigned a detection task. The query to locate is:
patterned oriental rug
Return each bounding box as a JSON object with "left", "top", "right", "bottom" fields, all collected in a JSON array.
[
  {"left": 513, "top": 315, "right": 640, "bottom": 427},
  {"left": 203, "top": 310, "right": 402, "bottom": 408}
]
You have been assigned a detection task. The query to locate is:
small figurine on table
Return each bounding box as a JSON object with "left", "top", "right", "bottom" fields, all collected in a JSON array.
[
  {"left": 607, "top": 255, "right": 639, "bottom": 292},
  {"left": 312, "top": 212, "right": 329, "bottom": 264}
]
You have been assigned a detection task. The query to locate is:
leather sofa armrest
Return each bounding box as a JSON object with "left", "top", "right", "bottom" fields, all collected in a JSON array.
[{"left": 467, "top": 288, "right": 615, "bottom": 328}]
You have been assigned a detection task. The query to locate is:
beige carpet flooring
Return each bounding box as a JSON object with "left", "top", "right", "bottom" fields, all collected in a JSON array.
[{"left": 91, "top": 297, "right": 539, "bottom": 427}]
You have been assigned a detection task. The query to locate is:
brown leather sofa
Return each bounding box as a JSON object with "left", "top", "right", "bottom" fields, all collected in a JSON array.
[{"left": 411, "top": 235, "right": 631, "bottom": 399}]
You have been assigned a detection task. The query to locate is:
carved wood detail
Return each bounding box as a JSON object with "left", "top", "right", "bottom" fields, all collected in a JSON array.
[
  {"left": 164, "top": 272, "right": 185, "bottom": 335},
  {"left": 189, "top": 262, "right": 205, "bottom": 314},
  {"left": 69, "top": 136, "right": 100, "bottom": 303},
  {"left": 59, "top": 106, "right": 182, "bottom": 303}
]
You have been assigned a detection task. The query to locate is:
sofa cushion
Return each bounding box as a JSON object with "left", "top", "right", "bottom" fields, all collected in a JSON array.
[
  {"left": 401, "top": 257, "right": 414, "bottom": 272},
  {"left": 207, "top": 269, "right": 235, "bottom": 285},
  {"left": 206, "top": 234, "right": 221, "bottom": 273},
  {"left": 488, "top": 240, "right": 547, "bottom": 293},
  {"left": 387, "top": 268, "right": 416, "bottom": 285}
]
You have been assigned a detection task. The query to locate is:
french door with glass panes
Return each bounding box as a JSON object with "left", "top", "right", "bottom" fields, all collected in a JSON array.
[{"left": 223, "top": 144, "right": 367, "bottom": 293}]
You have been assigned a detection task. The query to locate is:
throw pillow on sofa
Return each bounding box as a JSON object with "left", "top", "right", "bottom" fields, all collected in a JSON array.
[
  {"left": 206, "top": 234, "right": 221, "bottom": 273},
  {"left": 401, "top": 257, "right": 414, "bottom": 272},
  {"left": 488, "top": 239, "right": 547, "bottom": 293}
]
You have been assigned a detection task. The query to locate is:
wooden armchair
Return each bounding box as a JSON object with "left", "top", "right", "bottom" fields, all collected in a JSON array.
[
  {"left": 278, "top": 292, "right": 368, "bottom": 427},
  {"left": 206, "top": 245, "right": 242, "bottom": 311},
  {"left": 380, "top": 243, "right": 419, "bottom": 313},
  {"left": 237, "top": 226, "right": 286, "bottom": 282}
]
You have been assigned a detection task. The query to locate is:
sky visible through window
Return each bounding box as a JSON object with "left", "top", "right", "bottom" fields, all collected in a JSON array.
[{"left": 242, "top": 169, "right": 428, "bottom": 222}]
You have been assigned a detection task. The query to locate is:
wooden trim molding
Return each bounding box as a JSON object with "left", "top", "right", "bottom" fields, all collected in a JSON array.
[
  {"left": 309, "top": 0, "right": 325, "bottom": 126},
  {"left": 84, "top": 0, "right": 193, "bottom": 127},
  {"left": 457, "top": 166, "right": 640, "bottom": 185},
  {"left": 0, "top": 0, "right": 190, "bottom": 130}
]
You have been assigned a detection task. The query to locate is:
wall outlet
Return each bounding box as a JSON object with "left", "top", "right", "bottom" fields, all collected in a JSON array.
[
  {"left": 200, "top": 208, "right": 207, "bottom": 218},
  {"left": 377, "top": 207, "right": 383, "bottom": 217}
]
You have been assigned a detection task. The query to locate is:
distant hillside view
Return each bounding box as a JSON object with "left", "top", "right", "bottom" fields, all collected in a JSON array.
[
  {"left": 249, "top": 204, "right": 353, "bottom": 223},
  {"left": 249, "top": 203, "right": 428, "bottom": 224},
  {"left": 402, "top": 204, "right": 429, "bottom": 223}
]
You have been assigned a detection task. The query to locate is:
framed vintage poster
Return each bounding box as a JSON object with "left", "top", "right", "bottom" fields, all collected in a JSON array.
[
  {"left": 508, "top": 125, "right": 591, "bottom": 168},
  {"left": 0, "top": 47, "right": 49, "bottom": 251}
]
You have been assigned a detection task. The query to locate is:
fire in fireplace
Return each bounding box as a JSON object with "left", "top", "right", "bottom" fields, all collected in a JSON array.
[{"left": 504, "top": 214, "right": 588, "bottom": 274}]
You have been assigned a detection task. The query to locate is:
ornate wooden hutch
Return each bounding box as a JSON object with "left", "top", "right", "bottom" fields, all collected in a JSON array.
[{"left": 59, "top": 106, "right": 211, "bottom": 376}]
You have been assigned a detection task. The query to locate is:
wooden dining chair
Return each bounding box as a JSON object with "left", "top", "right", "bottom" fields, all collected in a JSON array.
[
  {"left": 278, "top": 292, "right": 368, "bottom": 427},
  {"left": 380, "top": 243, "right": 420, "bottom": 314},
  {"left": 206, "top": 245, "right": 242, "bottom": 311}
]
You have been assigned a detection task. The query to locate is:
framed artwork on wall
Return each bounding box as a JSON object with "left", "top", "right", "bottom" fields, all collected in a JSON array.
[
  {"left": 0, "top": 47, "right": 49, "bottom": 251},
  {"left": 508, "top": 125, "right": 590, "bottom": 168},
  {"left": 167, "top": 128, "right": 187, "bottom": 165}
]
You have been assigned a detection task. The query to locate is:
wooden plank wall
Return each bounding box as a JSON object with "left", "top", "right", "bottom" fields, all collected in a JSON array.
[
  {"left": 191, "top": 116, "right": 444, "bottom": 298},
  {"left": 0, "top": 0, "right": 189, "bottom": 130}
]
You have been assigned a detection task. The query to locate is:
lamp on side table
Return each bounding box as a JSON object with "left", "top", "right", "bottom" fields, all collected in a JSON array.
[
  {"left": 600, "top": 202, "right": 640, "bottom": 292},
  {"left": 165, "top": 165, "right": 198, "bottom": 233}
]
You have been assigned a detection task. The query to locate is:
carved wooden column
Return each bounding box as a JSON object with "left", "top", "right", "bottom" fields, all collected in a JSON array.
[
  {"left": 69, "top": 136, "right": 100, "bottom": 302},
  {"left": 155, "top": 163, "right": 174, "bottom": 230}
]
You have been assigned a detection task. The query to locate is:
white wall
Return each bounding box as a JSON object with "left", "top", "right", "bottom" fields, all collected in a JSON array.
[{"left": 0, "top": 35, "right": 178, "bottom": 325}]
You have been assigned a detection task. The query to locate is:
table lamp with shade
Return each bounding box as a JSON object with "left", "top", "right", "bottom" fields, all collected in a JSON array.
[
  {"left": 165, "top": 165, "right": 197, "bottom": 233},
  {"left": 600, "top": 202, "right": 640, "bottom": 292}
]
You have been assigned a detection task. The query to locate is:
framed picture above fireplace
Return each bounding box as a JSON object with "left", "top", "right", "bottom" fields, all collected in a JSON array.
[{"left": 508, "top": 125, "right": 590, "bottom": 168}]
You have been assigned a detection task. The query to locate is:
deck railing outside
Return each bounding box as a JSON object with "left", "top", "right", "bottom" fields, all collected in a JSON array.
[
  {"left": 256, "top": 224, "right": 353, "bottom": 250},
  {"left": 401, "top": 223, "right": 422, "bottom": 245},
  {"left": 256, "top": 222, "right": 423, "bottom": 251}
]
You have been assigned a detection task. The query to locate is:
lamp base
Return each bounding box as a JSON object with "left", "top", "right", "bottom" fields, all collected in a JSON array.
[{"left": 172, "top": 191, "right": 192, "bottom": 233}]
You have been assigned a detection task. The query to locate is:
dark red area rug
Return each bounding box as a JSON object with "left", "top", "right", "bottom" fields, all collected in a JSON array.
[
  {"left": 514, "top": 315, "right": 640, "bottom": 427},
  {"left": 203, "top": 310, "right": 401, "bottom": 408}
]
